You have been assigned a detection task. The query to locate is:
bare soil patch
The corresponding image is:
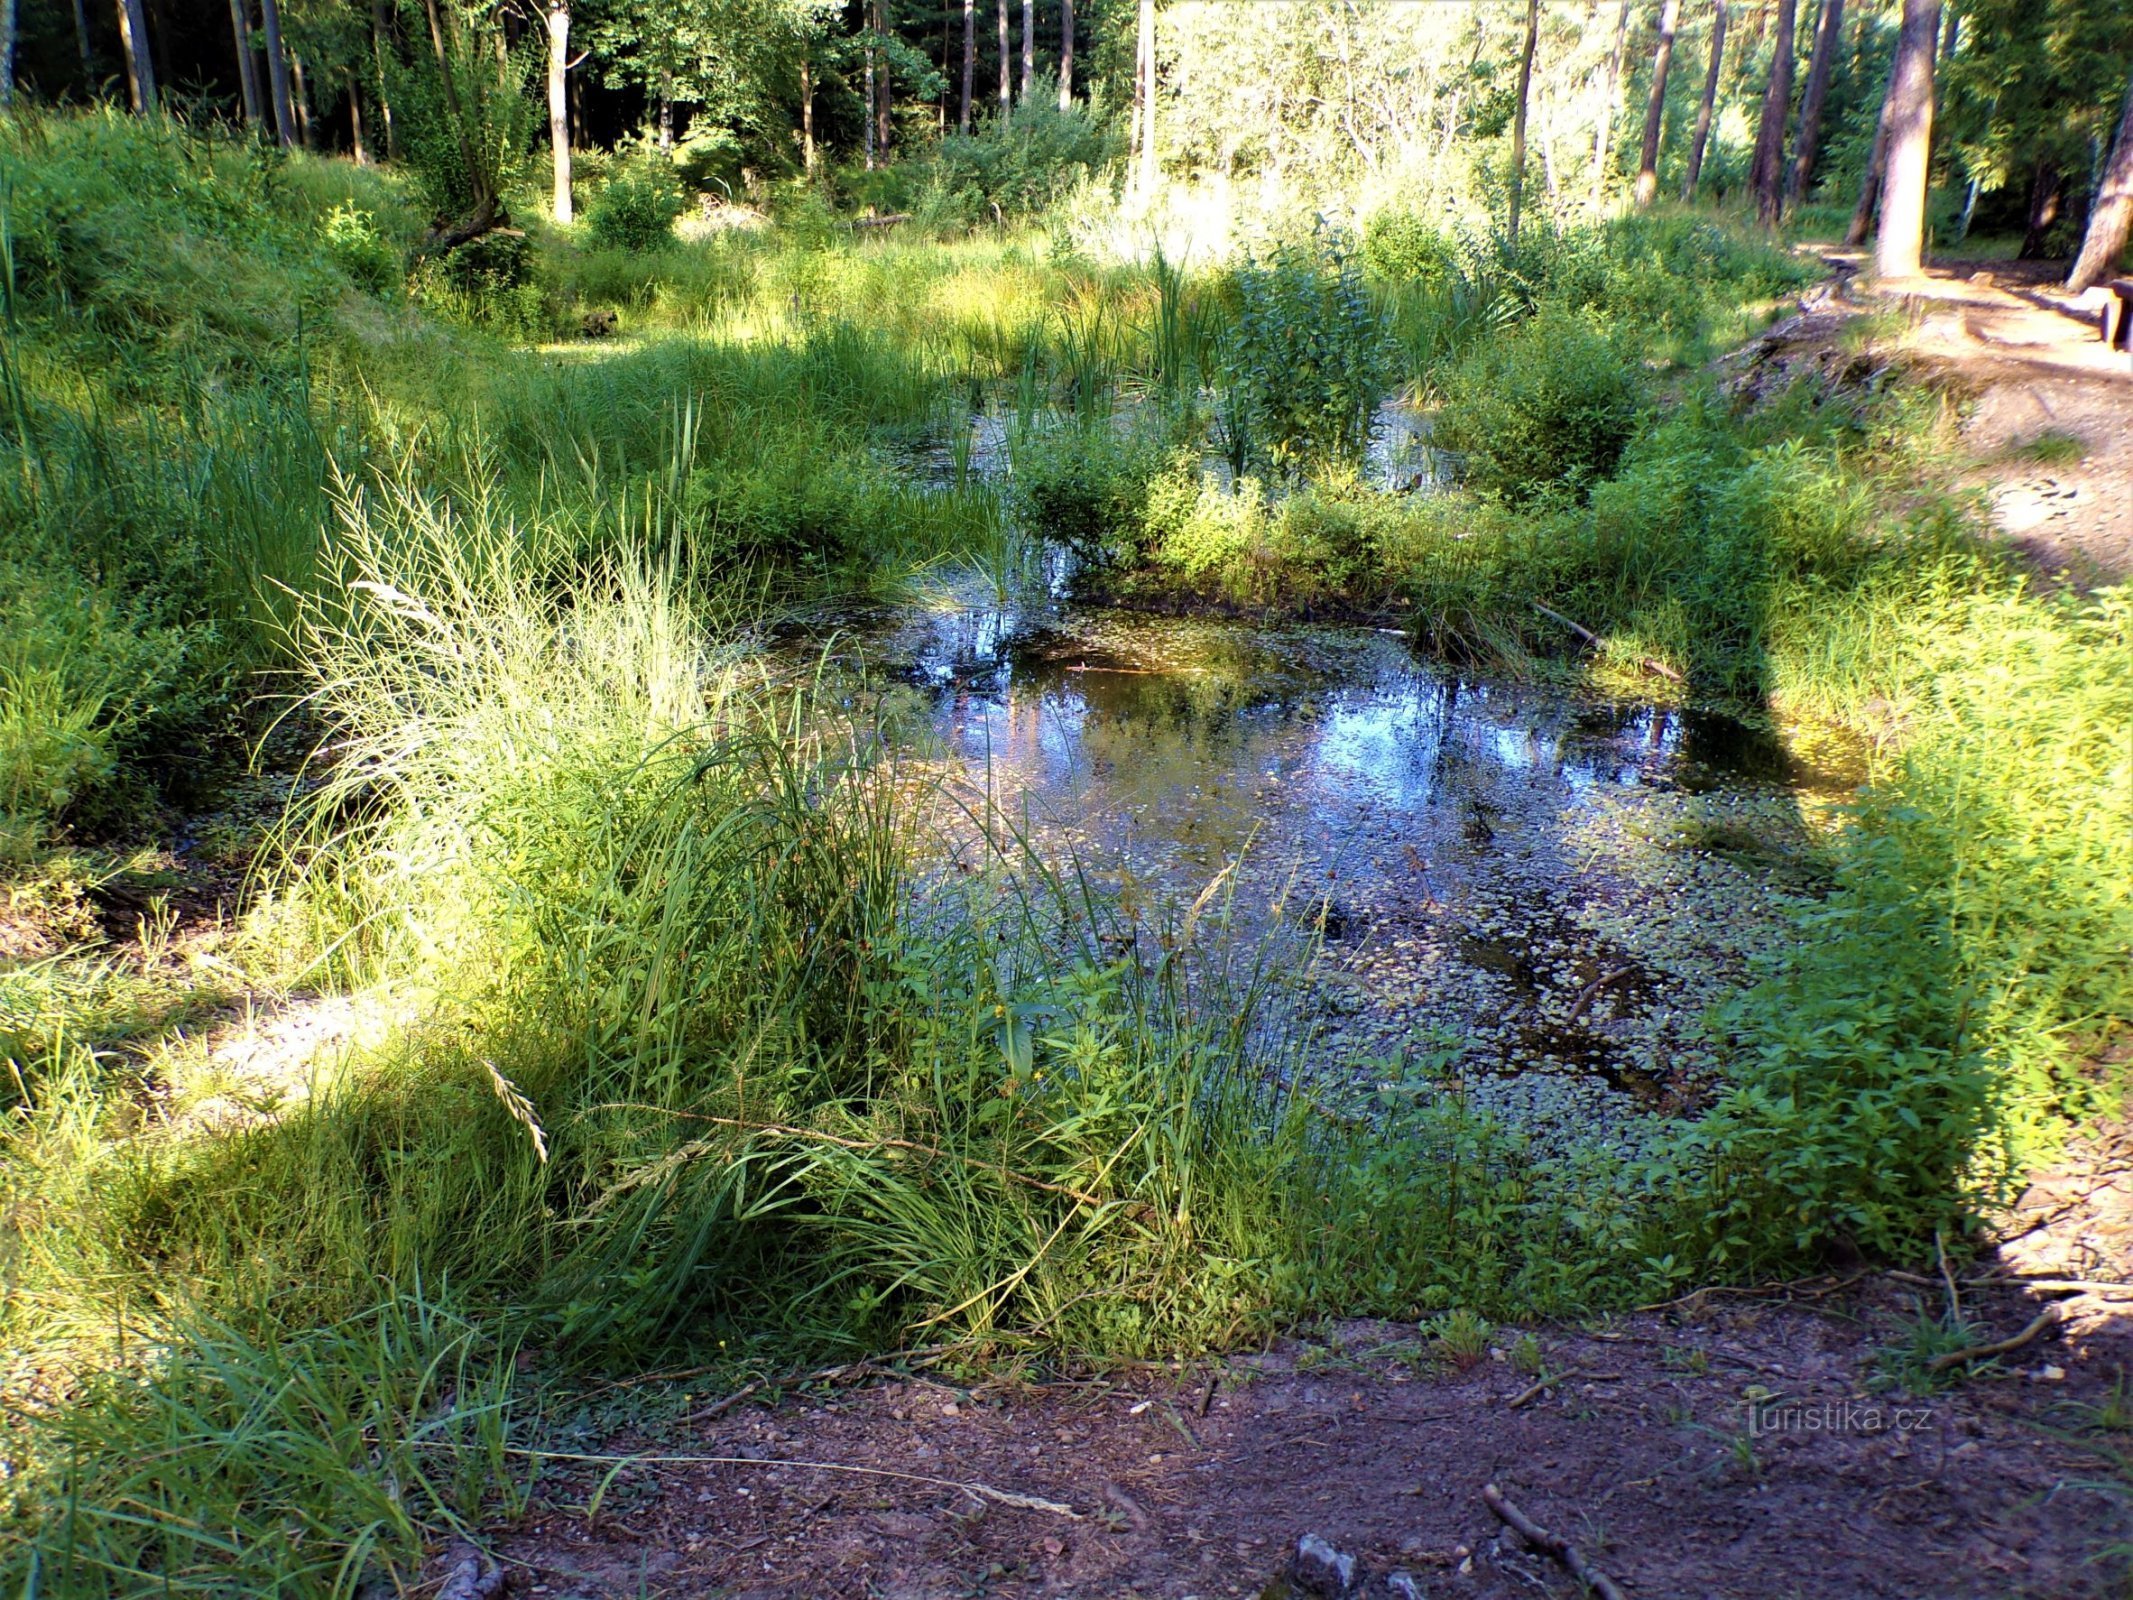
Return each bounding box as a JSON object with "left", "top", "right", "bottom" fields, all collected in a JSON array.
[{"left": 490, "top": 1259, "right": 2133, "bottom": 1599}]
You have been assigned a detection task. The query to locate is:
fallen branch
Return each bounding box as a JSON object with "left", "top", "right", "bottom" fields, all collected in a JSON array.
[
  {"left": 467, "top": 1444, "right": 1078, "bottom": 1517},
  {"left": 1926, "top": 1305, "right": 2063, "bottom": 1373},
  {"left": 1505, "top": 1369, "right": 1618, "bottom": 1410},
  {"left": 1564, "top": 967, "right": 1633, "bottom": 1026},
  {"left": 1482, "top": 1483, "right": 1628, "bottom": 1600},
  {"left": 1530, "top": 601, "right": 1687, "bottom": 685}
]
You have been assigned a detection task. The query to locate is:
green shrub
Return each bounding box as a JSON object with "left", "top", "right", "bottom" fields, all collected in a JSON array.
[
  {"left": 931, "top": 90, "right": 1117, "bottom": 222},
  {"left": 0, "top": 556, "right": 202, "bottom": 827},
  {"left": 1361, "top": 209, "right": 1460, "bottom": 289},
  {"left": 587, "top": 151, "right": 687, "bottom": 251},
  {"left": 321, "top": 201, "right": 403, "bottom": 294},
  {"left": 1434, "top": 316, "right": 1644, "bottom": 503},
  {"left": 1223, "top": 227, "right": 1393, "bottom": 471},
  {"left": 1010, "top": 422, "right": 1159, "bottom": 572}
]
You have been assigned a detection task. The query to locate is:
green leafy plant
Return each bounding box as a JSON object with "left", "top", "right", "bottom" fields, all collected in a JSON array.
[
  {"left": 1223, "top": 225, "right": 1392, "bottom": 471},
  {"left": 1434, "top": 315, "right": 1643, "bottom": 503},
  {"left": 587, "top": 147, "right": 688, "bottom": 252}
]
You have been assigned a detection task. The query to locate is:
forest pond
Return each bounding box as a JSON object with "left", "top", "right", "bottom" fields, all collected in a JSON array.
[{"left": 802, "top": 567, "right": 1860, "bottom": 1146}]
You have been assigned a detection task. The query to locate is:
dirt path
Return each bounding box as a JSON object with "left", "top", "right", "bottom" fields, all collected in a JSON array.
[
  {"left": 491, "top": 1259, "right": 2132, "bottom": 1599},
  {"left": 1859, "top": 256, "right": 2130, "bottom": 583}
]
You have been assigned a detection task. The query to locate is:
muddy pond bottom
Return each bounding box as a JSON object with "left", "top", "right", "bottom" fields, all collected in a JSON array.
[{"left": 846, "top": 591, "right": 1846, "bottom": 1149}]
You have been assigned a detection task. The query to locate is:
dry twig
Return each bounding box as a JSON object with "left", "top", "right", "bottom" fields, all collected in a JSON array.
[
  {"left": 1505, "top": 1370, "right": 1618, "bottom": 1410},
  {"left": 1530, "top": 600, "right": 1686, "bottom": 684},
  {"left": 465, "top": 1444, "right": 1079, "bottom": 1517},
  {"left": 1482, "top": 1483, "right": 1628, "bottom": 1600},
  {"left": 1926, "top": 1305, "right": 2063, "bottom": 1373}
]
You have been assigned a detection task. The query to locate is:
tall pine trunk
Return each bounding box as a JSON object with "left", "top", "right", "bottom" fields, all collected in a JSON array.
[
  {"left": 260, "top": 0, "right": 295, "bottom": 146},
  {"left": 1682, "top": 0, "right": 1725, "bottom": 200},
  {"left": 290, "top": 51, "right": 313, "bottom": 147},
  {"left": 1591, "top": 0, "right": 1631, "bottom": 207},
  {"left": 1134, "top": 0, "right": 1156, "bottom": 195},
  {"left": 996, "top": 0, "right": 1009, "bottom": 109},
  {"left": 1748, "top": 0, "right": 1797, "bottom": 223},
  {"left": 228, "top": 0, "right": 261, "bottom": 128},
  {"left": 1058, "top": 0, "right": 1073, "bottom": 109},
  {"left": 1785, "top": 0, "right": 1844, "bottom": 209},
  {"left": 2067, "top": 70, "right": 2133, "bottom": 290},
  {"left": 1873, "top": 0, "right": 1940, "bottom": 278},
  {"left": 1843, "top": 42, "right": 1901, "bottom": 245},
  {"left": 875, "top": 1, "right": 892, "bottom": 158},
  {"left": 1021, "top": 0, "right": 1032, "bottom": 101},
  {"left": 960, "top": 0, "right": 973, "bottom": 132},
  {"left": 0, "top": 0, "right": 14, "bottom": 111},
  {"left": 1633, "top": 0, "right": 1680, "bottom": 207},
  {"left": 72, "top": 0, "right": 93, "bottom": 81},
  {"left": 547, "top": 0, "right": 572, "bottom": 220},
  {"left": 115, "top": 0, "right": 157, "bottom": 111},
  {"left": 371, "top": 0, "right": 397, "bottom": 159},
  {"left": 2018, "top": 162, "right": 2062, "bottom": 259},
  {"left": 1508, "top": 0, "right": 1540, "bottom": 246}
]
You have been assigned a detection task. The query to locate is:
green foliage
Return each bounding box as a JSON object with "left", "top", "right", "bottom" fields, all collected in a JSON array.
[
  {"left": 927, "top": 92, "right": 1118, "bottom": 225},
  {"left": 1361, "top": 210, "right": 1459, "bottom": 289},
  {"left": 385, "top": 14, "right": 535, "bottom": 227},
  {"left": 0, "top": 1296, "right": 522, "bottom": 1597},
  {"left": 321, "top": 202, "right": 403, "bottom": 294},
  {"left": 1434, "top": 316, "right": 1644, "bottom": 504},
  {"left": 586, "top": 147, "right": 689, "bottom": 251},
  {"left": 1223, "top": 227, "right": 1392, "bottom": 471},
  {"left": 0, "top": 557, "right": 202, "bottom": 827},
  {"left": 1008, "top": 421, "right": 1160, "bottom": 572}
]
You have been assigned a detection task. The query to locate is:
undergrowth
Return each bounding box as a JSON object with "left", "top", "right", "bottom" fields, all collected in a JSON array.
[{"left": 0, "top": 106, "right": 2124, "bottom": 1599}]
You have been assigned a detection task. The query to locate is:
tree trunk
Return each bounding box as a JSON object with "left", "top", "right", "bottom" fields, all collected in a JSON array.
[
  {"left": 859, "top": 43, "right": 871, "bottom": 169},
  {"left": 349, "top": 73, "right": 367, "bottom": 162},
  {"left": 228, "top": 0, "right": 261, "bottom": 128},
  {"left": 260, "top": 0, "right": 294, "bottom": 145},
  {"left": 547, "top": 0, "right": 571, "bottom": 220},
  {"left": 1, "top": 0, "right": 18, "bottom": 110},
  {"left": 997, "top": 0, "right": 1009, "bottom": 110},
  {"left": 1021, "top": 0, "right": 1032, "bottom": 101},
  {"left": 72, "top": 0, "right": 93, "bottom": 80},
  {"left": 2018, "top": 162, "right": 2062, "bottom": 258},
  {"left": 1843, "top": 42, "right": 1900, "bottom": 245},
  {"left": 1134, "top": 0, "right": 1156, "bottom": 194},
  {"left": 2067, "top": 70, "right": 2133, "bottom": 290},
  {"left": 1633, "top": 0, "right": 1679, "bottom": 206},
  {"left": 1785, "top": 0, "right": 1843, "bottom": 208},
  {"left": 1873, "top": 0, "right": 1939, "bottom": 279},
  {"left": 1682, "top": 0, "right": 1725, "bottom": 200},
  {"left": 875, "top": 1, "right": 892, "bottom": 157},
  {"left": 290, "top": 51, "right": 313, "bottom": 147},
  {"left": 1591, "top": 0, "right": 1631, "bottom": 207},
  {"left": 371, "top": 0, "right": 396, "bottom": 159},
  {"left": 1508, "top": 0, "right": 1540, "bottom": 245},
  {"left": 1058, "top": 0, "right": 1073, "bottom": 110},
  {"left": 115, "top": 0, "right": 156, "bottom": 111},
  {"left": 960, "top": 0, "right": 973, "bottom": 131},
  {"left": 1748, "top": 0, "right": 1797, "bottom": 224},
  {"left": 658, "top": 69, "right": 673, "bottom": 149}
]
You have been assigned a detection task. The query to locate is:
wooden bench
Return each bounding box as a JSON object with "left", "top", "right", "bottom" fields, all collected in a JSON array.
[{"left": 2103, "top": 277, "right": 2133, "bottom": 353}]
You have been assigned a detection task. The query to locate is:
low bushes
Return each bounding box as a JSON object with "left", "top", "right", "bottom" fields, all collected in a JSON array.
[{"left": 1433, "top": 316, "right": 1644, "bottom": 504}]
